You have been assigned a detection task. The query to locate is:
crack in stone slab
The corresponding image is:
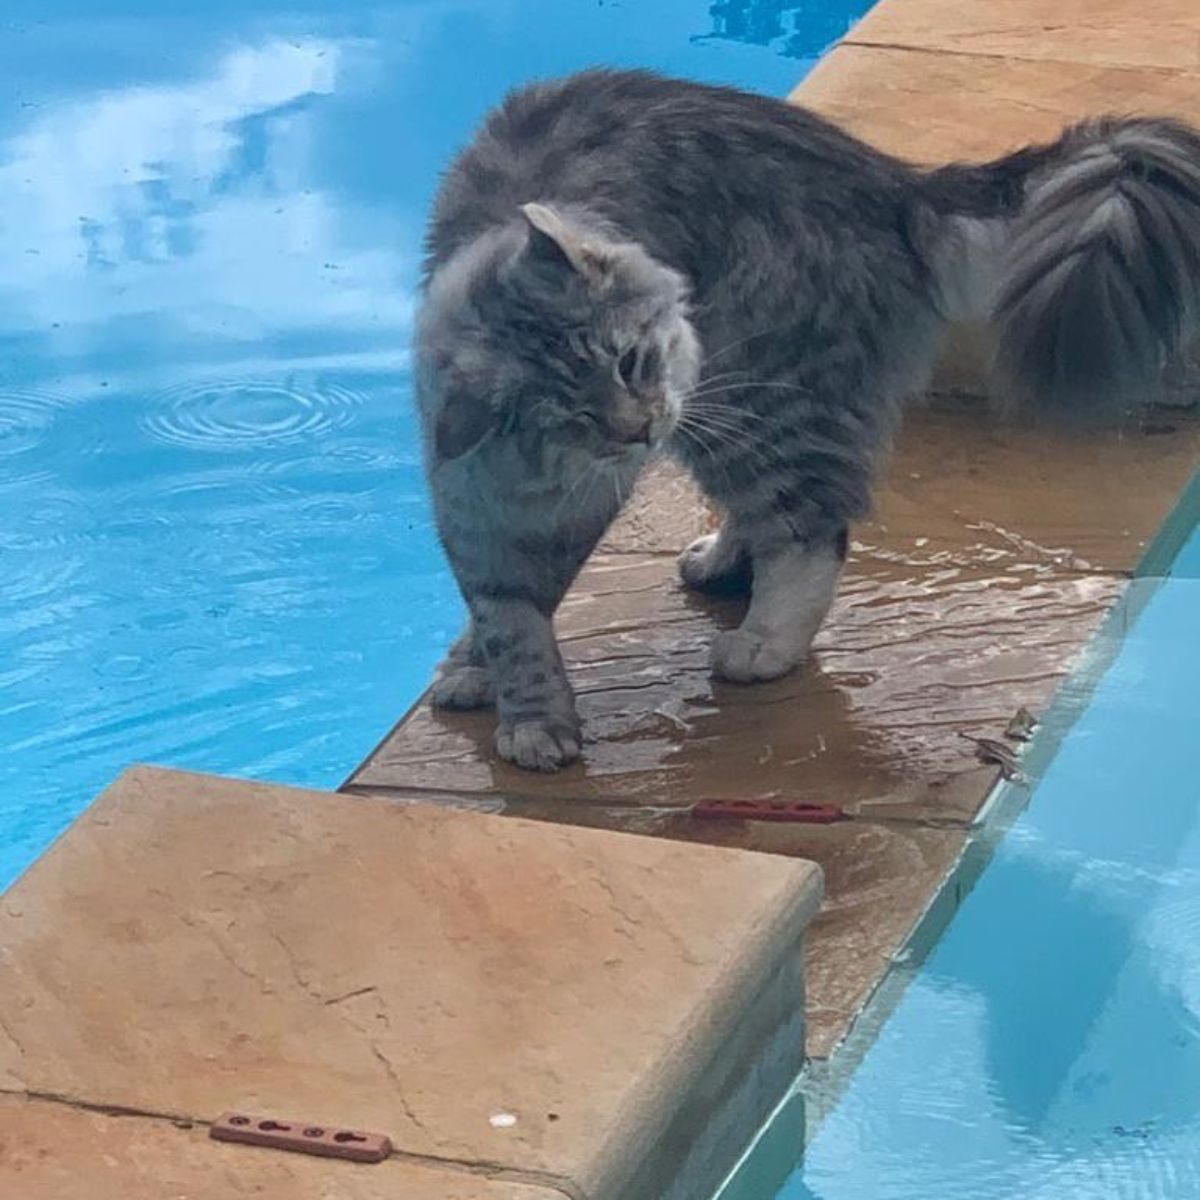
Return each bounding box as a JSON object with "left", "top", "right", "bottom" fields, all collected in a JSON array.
[
  {"left": 838, "top": 38, "right": 1200, "bottom": 79},
  {"left": 365, "top": 1039, "right": 430, "bottom": 1136},
  {"left": 1, "top": 1086, "right": 206, "bottom": 1127},
  {"left": 0, "top": 1012, "right": 27, "bottom": 1060},
  {"left": 269, "top": 931, "right": 326, "bottom": 1004},
  {"left": 323, "top": 984, "right": 379, "bottom": 1006}
]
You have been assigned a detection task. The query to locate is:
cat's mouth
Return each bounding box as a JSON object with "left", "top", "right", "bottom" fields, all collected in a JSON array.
[{"left": 611, "top": 423, "right": 654, "bottom": 446}]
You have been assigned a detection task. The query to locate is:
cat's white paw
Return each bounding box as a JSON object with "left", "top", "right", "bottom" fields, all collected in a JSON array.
[
  {"left": 495, "top": 717, "right": 581, "bottom": 772},
  {"left": 711, "top": 629, "right": 803, "bottom": 683},
  {"left": 679, "top": 533, "right": 721, "bottom": 587},
  {"left": 678, "top": 532, "right": 752, "bottom": 595},
  {"left": 431, "top": 665, "right": 495, "bottom": 710}
]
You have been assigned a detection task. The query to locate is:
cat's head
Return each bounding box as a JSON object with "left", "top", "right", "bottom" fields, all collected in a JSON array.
[{"left": 420, "top": 203, "right": 700, "bottom": 472}]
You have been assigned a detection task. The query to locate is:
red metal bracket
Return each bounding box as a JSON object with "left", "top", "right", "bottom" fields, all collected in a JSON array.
[
  {"left": 210, "top": 1112, "right": 392, "bottom": 1163},
  {"left": 693, "top": 799, "right": 845, "bottom": 824}
]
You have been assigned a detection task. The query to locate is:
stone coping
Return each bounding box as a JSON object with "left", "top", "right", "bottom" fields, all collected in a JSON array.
[
  {"left": 0, "top": 766, "right": 821, "bottom": 1200},
  {"left": 349, "top": 0, "right": 1200, "bottom": 1064}
]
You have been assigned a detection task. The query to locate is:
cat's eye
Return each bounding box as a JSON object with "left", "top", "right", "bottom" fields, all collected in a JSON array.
[{"left": 616, "top": 346, "right": 640, "bottom": 390}]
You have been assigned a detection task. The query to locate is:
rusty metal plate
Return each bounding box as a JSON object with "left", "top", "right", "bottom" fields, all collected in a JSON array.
[{"left": 210, "top": 1112, "right": 392, "bottom": 1163}]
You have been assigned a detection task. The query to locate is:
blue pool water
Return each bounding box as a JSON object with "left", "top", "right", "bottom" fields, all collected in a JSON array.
[
  {"left": 0, "top": 2, "right": 869, "bottom": 890},
  {"left": 6, "top": 5, "right": 1200, "bottom": 1197},
  {"left": 718, "top": 520, "right": 1200, "bottom": 1199},
  {"left": 1173, "top": 524, "right": 1200, "bottom": 577}
]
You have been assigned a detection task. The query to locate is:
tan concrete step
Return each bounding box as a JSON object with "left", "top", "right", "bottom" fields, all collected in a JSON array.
[{"left": 0, "top": 767, "right": 822, "bottom": 1200}]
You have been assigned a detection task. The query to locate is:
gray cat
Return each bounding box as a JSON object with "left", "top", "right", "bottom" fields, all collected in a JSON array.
[{"left": 416, "top": 69, "right": 1200, "bottom": 771}]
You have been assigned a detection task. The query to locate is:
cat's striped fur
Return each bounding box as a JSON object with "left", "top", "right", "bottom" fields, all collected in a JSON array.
[{"left": 417, "top": 70, "right": 1200, "bottom": 771}]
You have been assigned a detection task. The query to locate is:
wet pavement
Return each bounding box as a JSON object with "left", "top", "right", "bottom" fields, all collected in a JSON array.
[{"left": 349, "top": 400, "right": 1200, "bottom": 1057}]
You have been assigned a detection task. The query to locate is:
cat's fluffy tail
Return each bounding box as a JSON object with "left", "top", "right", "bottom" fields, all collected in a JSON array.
[{"left": 992, "top": 117, "right": 1200, "bottom": 412}]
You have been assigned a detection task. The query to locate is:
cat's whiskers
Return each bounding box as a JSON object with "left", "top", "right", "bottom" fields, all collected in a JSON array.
[
  {"left": 676, "top": 415, "right": 783, "bottom": 476},
  {"left": 554, "top": 457, "right": 605, "bottom": 521},
  {"left": 681, "top": 395, "right": 775, "bottom": 427},
  {"left": 609, "top": 464, "right": 625, "bottom": 512},
  {"left": 679, "top": 404, "right": 760, "bottom": 430},
  {"left": 700, "top": 320, "right": 800, "bottom": 367},
  {"left": 677, "top": 409, "right": 766, "bottom": 446},
  {"left": 686, "top": 380, "right": 813, "bottom": 401},
  {"left": 676, "top": 414, "right": 751, "bottom": 456},
  {"left": 690, "top": 368, "right": 751, "bottom": 391},
  {"left": 673, "top": 423, "right": 750, "bottom": 498}
]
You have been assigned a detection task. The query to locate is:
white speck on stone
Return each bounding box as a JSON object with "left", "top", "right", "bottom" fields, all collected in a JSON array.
[
  {"left": 490, "top": 1112, "right": 518, "bottom": 1128},
  {"left": 915, "top": 537, "right": 929, "bottom": 547}
]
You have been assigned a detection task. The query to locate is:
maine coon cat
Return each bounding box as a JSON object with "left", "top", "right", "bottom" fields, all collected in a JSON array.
[{"left": 416, "top": 69, "right": 1200, "bottom": 771}]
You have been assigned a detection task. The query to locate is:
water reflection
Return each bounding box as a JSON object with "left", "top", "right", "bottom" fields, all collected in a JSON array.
[
  {"left": 737, "top": 579, "right": 1200, "bottom": 1200},
  {"left": 705, "top": 2, "right": 858, "bottom": 60},
  {"left": 0, "top": 36, "right": 408, "bottom": 379}
]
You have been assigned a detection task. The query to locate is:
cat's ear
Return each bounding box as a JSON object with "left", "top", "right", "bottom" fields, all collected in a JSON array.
[
  {"left": 434, "top": 389, "right": 494, "bottom": 461},
  {"left": 520, "top": 203, "right": 606, "bottom": 280}
]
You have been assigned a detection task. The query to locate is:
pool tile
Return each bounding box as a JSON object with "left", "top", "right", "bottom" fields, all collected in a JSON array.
[
  {"left": 0, "top": 766, "right": 821, "bottom": 1200},
  {"left": 352, "top": 400, "right": 1195, "bottom": 1061},
  {"left": 0, "top": 1096, "right": 557, "bottom": 1200}
]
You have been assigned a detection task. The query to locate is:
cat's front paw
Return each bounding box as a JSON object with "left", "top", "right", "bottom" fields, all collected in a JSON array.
[
  {"left": 678, "top": 533, "right": 752, "bottom": 596},
  {"left": 495, "top": 716, "right": 581, "bottom": 772},
  {"left": 712, "top": 629, "right": 803, "bottom": 683},
  {"left": 431, "top": 665, "right": 495, "bottom": 710}
]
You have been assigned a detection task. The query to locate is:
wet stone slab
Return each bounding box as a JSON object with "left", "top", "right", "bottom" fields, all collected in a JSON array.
[
  {"left": 351, "top": 405, "right": 1200, "bottom": 817},
  {"left": 351, "top": 398, "right": 1199, "bottom": 1059},
  {"left": 352, "top": 550, "right": 1118, "bottom": 812}
]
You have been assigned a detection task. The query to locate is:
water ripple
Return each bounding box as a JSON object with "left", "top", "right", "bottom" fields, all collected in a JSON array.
[
  {"left": 0, "top": 388, "right": 72, "bottom": 487},
  {"left": 140, "top": 378, "right": 365, "bottom": 452}
]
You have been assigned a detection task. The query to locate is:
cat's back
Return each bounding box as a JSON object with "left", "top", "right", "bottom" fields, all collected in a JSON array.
[{"left": 425, "top": 70, "right": 913, "bottom": 274}]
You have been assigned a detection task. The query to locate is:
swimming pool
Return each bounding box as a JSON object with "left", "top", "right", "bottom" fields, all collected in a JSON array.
[
  {"left": 0, "top": 0, "right": 869, "bottom": 891},
  {"left": 718, "top": 516, "right": 1200, "bottom": 1198},
  {"left": 7, "top": 6, "right": 1200, "bottom": 1197}
]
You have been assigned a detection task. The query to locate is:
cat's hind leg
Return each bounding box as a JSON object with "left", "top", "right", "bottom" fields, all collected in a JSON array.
[
  {"left": 678, "top": 520, "right": 753, "bottom": 596},
  {"left": 711, "top": 526, "right": 847, "bottom": 683}
]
